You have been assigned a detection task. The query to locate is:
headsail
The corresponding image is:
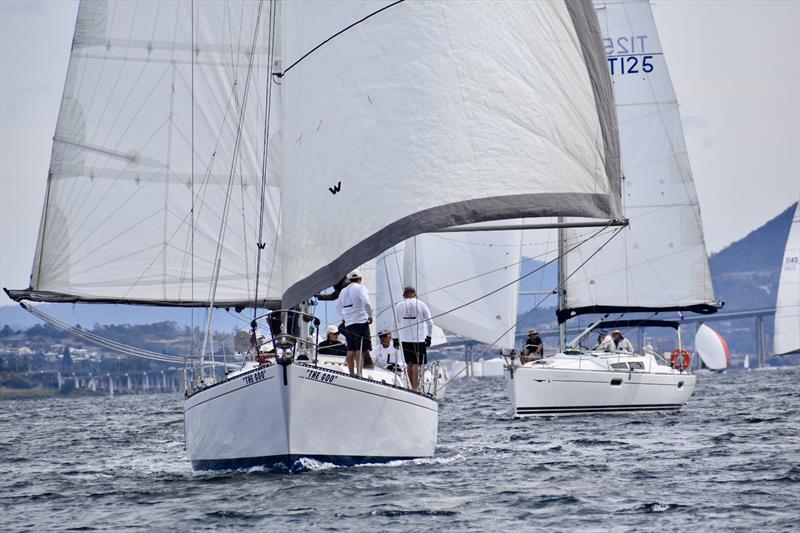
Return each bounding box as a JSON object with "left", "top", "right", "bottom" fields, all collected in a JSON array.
[
  {"left": 277, "top": 1, "right": 622, "bottom": 306},
  {"left": 559, "top": 0, "right": 720, "bottom": 322},
  {"left": 403, "top": 231, "right": 522, "bottom": 350},
  {"left": 773, "top": 203, "right": 799, "bottom": 355},
  {"left": 9, "top": 0, "right": 282, "bottom": 308}
]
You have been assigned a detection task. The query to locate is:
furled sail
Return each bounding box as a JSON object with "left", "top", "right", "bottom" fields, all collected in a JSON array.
[
  {"left": 277, "top": 1, "right": 622, "bottom": 306},
  {"left": 773, "top": 203, "right": 799, "bottom": 355},
  {"left": 403, "top": 232, "right": 522, "bottom": 350},
  {"left": 10, "top": 0, "right": 282, "bottom": 307},
  {"left": 558, "top": 0, "right": 719, "bottom": 322}
]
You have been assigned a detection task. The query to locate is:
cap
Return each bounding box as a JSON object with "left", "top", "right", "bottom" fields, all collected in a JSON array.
[
  {"left": 378, "top": 329, "right": 391, "bottom": 337},
  {"left": 403, "top": 286, "right": 416, "bottom": 293},
  {"left": 529, "top": 329, "right": 538, "bottom": 335},
  {"left": 326, "top": 324, "right": 339, "bottom": 334},
  {"left": 347, "top": 269, "right": 361, "bottom": 280},
  {"left": 612, "top": 329, "right": 622, "bottom": 335}
]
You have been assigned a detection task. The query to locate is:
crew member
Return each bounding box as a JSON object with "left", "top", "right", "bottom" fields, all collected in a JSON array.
[
  {"left": 335, "top": 270, "right": 374, "bottom": 376},
  {"left": 374, "top": 329, "right": 404, "bottom": 371},
  {"left": 520, "top": 329, "right": 544, "bottom": 364},
  {"left": 599, "top": 329, "right": 634, "bottom": 353},
  {"left": 318, "top": 324, "right": 347, "bottom": 357},
  {"left": 394, "top": 286, "right": 432, "bottom": 391}
]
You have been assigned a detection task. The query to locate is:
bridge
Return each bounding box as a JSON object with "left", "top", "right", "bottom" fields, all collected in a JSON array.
[{"left": 23, "top": 368, "right": 185, "bottom": 395}]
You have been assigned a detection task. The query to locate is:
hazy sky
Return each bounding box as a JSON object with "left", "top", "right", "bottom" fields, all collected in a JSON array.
[{"left": 1, "top": 0, "right": 798, "bottom": 306}]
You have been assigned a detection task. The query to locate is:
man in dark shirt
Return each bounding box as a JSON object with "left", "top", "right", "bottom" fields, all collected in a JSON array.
[
  {"left": 520, "top": 328, "right": 544, "bottom": 364},
  {"left": 318, "top": 324, "right": 347, "bottom": 357}
]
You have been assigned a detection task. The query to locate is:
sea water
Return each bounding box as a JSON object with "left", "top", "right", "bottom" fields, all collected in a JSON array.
[{"left": 1, "top": 367, "right": 798, "bottom": 531}]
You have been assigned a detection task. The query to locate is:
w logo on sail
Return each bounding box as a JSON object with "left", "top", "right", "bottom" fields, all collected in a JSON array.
[{"left": 329, "top": 181, "right": 342, "bottom": 195}]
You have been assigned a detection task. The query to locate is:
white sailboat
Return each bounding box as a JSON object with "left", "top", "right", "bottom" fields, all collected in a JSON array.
[
  {"left": 6, "top": 1, "right": 625, "bottom": 468},
  {"left": 773, "top": 203, "right": 799, "bottom": 356},
  {"left": 508, "top": 0, "right": 722, "bottom": 417}
]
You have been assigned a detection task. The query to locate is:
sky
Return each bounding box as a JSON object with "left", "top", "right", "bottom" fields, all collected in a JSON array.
[{"left": 1, "top": 0, "right": 799, "bottom": 307}]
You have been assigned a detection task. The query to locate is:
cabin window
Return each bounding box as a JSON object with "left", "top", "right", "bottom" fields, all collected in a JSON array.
[
  {"left": 629, "top": 362, "right": 645, "bottom": 370},
  {"left": 611, "top": 363, "right": 628, "bottom": 370}
]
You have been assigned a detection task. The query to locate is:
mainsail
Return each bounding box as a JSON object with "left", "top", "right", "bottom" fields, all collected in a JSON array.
[
  {"left": 10, "top": 0, "right": 623, "bottom": 312},
  {"left": 559, "top": 0, "right": 720, "bottom": 322},
  {"left": 773, "top": 203, "right": 799, "bottom": 355}
]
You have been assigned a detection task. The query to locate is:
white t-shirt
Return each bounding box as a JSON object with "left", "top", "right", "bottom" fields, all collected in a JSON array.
[
  {"left": 394, "top": 298, "right": 433, "bottom": 343},
  {"left": 374, "top": 344, "right": 405, "bottom": 368},
  {"left": 336, "top": 282, "right": 373, "bottom": 325}
]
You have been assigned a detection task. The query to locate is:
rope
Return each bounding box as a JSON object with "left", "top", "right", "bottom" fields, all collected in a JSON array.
[{"left": 275, "top": 0, "right": 405, "bottom": 78}]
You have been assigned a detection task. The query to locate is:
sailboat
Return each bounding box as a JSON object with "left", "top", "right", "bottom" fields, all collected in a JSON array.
[
  {"left": 694, "top": 324, "right": 730, "bottom": 372},
  {"left": 6, "top": 0, "right": 624, "bottom": 468},
  {"left": 773, "top": 203, "right": 799, "bottom": 356},
  {"left": 508, "top": 0, "right": 722, "bottom": 417}
]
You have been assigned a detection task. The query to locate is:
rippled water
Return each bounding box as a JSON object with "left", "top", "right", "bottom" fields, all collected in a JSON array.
[{"left": 1, "top": 367, "right": 798, "bottom": 531}]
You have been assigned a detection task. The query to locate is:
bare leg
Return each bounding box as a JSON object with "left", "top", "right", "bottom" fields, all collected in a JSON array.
[
  {"left": 346, "top": 351, "right": 356, "bottom": 376},
  {"left": 409, "top": 364, "right": 420, "bottom": 391},
  {"left": 356, "top": 351, "right": 363, "bottom": 376}
]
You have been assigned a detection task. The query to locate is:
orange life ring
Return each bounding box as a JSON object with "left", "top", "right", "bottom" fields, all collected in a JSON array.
[{"left": 670, "top": 349, "right": 691, "bottom": 370}]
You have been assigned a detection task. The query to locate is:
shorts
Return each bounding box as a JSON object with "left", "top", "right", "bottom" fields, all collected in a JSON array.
[
  {"left": 402, "top": 342, "right": 427, "bottom": 365},
  {"left": 345, "top": 322, "right": 372, "bottom": 351}
]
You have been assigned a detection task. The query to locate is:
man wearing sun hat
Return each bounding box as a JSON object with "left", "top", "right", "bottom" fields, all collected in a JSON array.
[
  {"left": 318, "top": 324, "right": 347, "bottom": 357},
  {"left": 336, "top": 269, "right": 374, "bottom": 376}
]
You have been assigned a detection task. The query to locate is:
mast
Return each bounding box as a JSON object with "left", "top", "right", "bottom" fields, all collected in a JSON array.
[{"left": 557, "top": 218, "right": 567, "bottom": 352}]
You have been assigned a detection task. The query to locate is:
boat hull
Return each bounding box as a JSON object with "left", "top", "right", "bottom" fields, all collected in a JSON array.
[
  {"left": 507, "top": 366, "right": 696, "bottom": 417},
  {"left": 185, "top": 362, "right": 438, "bottom": 470}
]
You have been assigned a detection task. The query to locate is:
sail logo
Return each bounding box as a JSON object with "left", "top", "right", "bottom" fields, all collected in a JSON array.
[
  {"left": 603, "top": 34, "right": 656, "bottom": 76},
  {"left": 329, "top": 181, "right": 342, "bottom": 195}
]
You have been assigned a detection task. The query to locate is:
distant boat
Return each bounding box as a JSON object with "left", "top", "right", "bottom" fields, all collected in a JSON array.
[
  {"left": 694, "top": 324, "right": 730, "bottom": 371},
  {"left": 743, "top": 354, "right": 751, "bottom": 371},
  {"left": 773, "top": 203, "right": 800, "bottom": 356}
]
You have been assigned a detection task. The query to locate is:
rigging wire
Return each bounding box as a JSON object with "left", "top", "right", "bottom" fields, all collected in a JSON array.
[
  {"left": 440, "top": 224, "right": 627, "bottom": 388},
  {"left": 275, "top": 0, "right": 405, "bottom": 78}
]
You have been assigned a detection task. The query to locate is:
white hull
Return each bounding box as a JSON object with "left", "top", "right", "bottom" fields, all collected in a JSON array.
[
  {"left": 507, "top": 352, "right": 696, "bottom": 417},
  {"left": 185, "top": 361, "right": 438, "bottom": 470}
]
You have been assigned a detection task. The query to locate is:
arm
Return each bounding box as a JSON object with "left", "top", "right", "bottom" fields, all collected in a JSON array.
[
  {"left": 421, "top": 301, "right": 433, "bottom": 338},
  {"left": 360, "top": 285, "right": 373, "bottom": 319}
]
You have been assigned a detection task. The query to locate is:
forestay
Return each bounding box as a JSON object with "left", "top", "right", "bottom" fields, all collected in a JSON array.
[
  {"left": 773, "top": 203, "right": 799, "bottom": 355},
  {"left": 13, "top": 0, "right": 282, "bottom": 307},
  {"left": 559, "top": 0, "right": 719, "bottom": 322}
]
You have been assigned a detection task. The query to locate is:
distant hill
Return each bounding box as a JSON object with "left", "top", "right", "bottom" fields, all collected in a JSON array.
[{"left": 709, "top": 202, "right": 797, "bottom": 311}]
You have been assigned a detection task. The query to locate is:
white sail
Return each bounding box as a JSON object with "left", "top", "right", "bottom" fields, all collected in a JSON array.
[
  {"left": 277, "top": 1, "right": 622, "bottom": 306},
  {"left": 13, "top": 0, "right": 622, "bottom": 314},
  {"left": 694, "top": 324, "right": 730, "bottom": 370},
  {"left": 773, "top": 203, "right": 800, "bottom": 355},
  {"left": 18, "top": 0, "right": 282, "bottom": 307},
  {"left": 560, "top": 0, "right": 718, "bottom": 322},
  {"left": 404, "top": 231, "right": 521, "bottom": 350}
]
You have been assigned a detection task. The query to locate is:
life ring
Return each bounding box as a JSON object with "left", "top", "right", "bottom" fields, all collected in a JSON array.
[{"left": 670, "top": 349, "right": 691, "bottom": 370}]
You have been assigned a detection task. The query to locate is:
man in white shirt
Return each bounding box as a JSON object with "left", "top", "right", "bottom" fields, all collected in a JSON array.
[
  {"left": 374, "top": 329, "right": 404, "bottom": 371},
  {"left": 394, "top": 286, "right": 433, "bottom": 391},
  {"left": 335, "top": 270, "right": 374, "bottom": 376},
  {"left": 598, "top": 329, "right": 634, "bottom": 353}
]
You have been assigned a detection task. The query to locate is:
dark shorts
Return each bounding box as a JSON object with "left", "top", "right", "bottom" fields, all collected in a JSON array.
[
  {"left": 402, "top": 342, "right": 427, "bottom": 365},
  {"left": 345, "top": 322, "right": 372, "bottom": 351}
]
